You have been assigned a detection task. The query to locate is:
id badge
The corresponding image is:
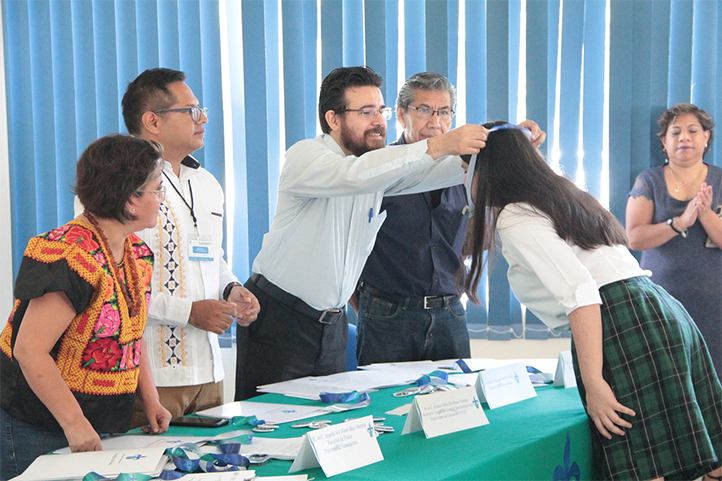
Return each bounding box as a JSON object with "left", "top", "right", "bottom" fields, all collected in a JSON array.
[{"left": 188, "top": 235, "right": 214, "bottom": 262}]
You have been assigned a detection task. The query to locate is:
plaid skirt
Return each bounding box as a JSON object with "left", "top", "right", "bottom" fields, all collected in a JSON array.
[{"left": 571, "top": 276, "right": 722, "bottom": 481}]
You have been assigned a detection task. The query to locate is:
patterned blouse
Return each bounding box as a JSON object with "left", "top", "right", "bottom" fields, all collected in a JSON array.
[{"left": 0, "top": 220, "right": 153, "bottom": 433}]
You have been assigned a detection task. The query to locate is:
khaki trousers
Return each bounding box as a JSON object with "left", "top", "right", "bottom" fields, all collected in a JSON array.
[{"left": 130, "top": 381, "right": 223, "bottom": 429}]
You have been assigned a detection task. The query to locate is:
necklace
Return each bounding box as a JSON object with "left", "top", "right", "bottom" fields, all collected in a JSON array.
[
  {"left": 667, "top": 163, "right": 704, "bottom": 193},
  {"left": 84, "top": 211, "right": 142, "bottom": 318}
]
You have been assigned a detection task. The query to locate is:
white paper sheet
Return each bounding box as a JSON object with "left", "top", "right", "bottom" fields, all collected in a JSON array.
[
  {"left": 13, "top": 447, "right": 167, "bottom": 481},
  {"left": 53, "top": 434, "right": 211, "bottom": 454},
  {"left": 197, "top": 401, "right": 329, "bottom": 424}
]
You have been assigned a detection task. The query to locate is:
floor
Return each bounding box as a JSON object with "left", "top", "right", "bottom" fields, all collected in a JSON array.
[{"left": 219, "top": 337, "right": 571, "bottom": 404}]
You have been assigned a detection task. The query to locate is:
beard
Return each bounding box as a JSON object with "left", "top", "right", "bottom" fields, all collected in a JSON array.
[{"left": 339, "top": 122, "right": 386, "bottom": 157}]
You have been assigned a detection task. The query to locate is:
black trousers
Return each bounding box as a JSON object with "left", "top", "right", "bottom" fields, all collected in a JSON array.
[{"left": 234, "top": 276, "right": 348, "bottom": 400}]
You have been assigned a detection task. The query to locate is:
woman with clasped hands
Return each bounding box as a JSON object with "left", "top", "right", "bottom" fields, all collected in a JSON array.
[
  {"left": 626, "top": 103, "right": 722, "bottom": 376},
  {"left": 0, "top": 135, "right": 172, "bottom": 480}
]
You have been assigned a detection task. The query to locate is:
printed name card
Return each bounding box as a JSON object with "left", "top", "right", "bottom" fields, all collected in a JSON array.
[
  {"left": 289, "top": 415, "right": 383, "bottom": 477},
  {"left": 401, "top": 386, "right": 489, "bottom": 438},
  {"left": 474, "top": 361, "right": 537, "bottom": 409},
  {"left": 554, "top": 351, "right": 577, "bottom": 388}
]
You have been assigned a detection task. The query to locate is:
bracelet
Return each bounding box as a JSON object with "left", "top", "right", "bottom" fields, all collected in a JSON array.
[
  {"left": 667, "top": 218, "right": 688, "bottom": 238},
  {"left": 223, "top": 281, "right": 243, "bottom": 301}
]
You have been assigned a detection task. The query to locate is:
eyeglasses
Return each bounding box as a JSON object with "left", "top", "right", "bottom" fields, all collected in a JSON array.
[
  {"left": 152, "top": 106, "right": 208, "bottom": 123},
  {"left": 407, "top": 105, "right": 455, "bottom": 120},
  {"left": 140, "top": 185, "right": 166, "bottom": 202},
  {"left": 338, "top": 107, "right": 393, "bottom": 120}
]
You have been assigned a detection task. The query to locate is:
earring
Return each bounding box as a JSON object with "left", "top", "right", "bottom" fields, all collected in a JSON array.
[{"left": 131, "top": 208, "right": 136, "bottom": 214}]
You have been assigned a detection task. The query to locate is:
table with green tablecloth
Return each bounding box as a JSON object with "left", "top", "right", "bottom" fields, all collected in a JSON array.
[{"left": 167, "top": 384, "right": 594, "bottom": 480}]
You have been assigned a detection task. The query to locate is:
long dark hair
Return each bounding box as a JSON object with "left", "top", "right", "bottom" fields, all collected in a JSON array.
[{"left": 463, "top": 121, "right": 627, "bottom": 303}]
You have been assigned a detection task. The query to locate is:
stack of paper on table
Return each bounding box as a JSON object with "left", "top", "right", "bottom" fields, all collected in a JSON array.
[
  {"left": 197, "top": 401, "right": 329, "bottom": 424},
  {"left": 257, "top": 370, "right": 402, "bottom": 399},
  {"left": 53, "top": 434, "right": 214, "bottom": 454},
  {"left": 248, "top": 359, "right": 558, "bottom": 402},
  {"left": 12, "top": 447, "right": 167, "bottom": 481}
]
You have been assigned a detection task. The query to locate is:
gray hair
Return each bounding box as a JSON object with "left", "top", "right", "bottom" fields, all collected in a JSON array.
[{"left": 396, "top": 72, "right": 456, "bottom": 111}]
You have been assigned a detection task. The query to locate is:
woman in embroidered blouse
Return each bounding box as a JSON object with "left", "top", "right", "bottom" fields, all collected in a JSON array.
[
  {"left": 462, "top": 122, "right": 721, "bottom": 481},
  {"left": 626, "top": 103, "right": 722, "bottom": 376},
  {"left": 0, "top": 134, "right": 171, "bottom": 479}
]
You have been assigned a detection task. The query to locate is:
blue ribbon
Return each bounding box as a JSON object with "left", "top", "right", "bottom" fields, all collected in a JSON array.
[
  {"left": 229, "top": 415, "right": 264, "bottom": 427},
  {"left": 455, "top": 359, "right": 473, "bottom": 373},
  {"left": 83, "top": 474, "right": 154, "bottom": 481},
  {"left": 415, "top": 370, "right": 449, "bottom": 387},
  {"left": 81, "top": 437, "right": 255, "bottom": 481},
  {"left": 319, "top": 391, "right": 371, "bottom": 404},
  {"left": 163, "top": 441, "right": 250, "bottom": 478}
]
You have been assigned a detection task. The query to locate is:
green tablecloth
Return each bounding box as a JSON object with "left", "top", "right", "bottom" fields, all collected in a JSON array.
[{"left": 167, "top": 385, "right": 593, "bottom": 480}]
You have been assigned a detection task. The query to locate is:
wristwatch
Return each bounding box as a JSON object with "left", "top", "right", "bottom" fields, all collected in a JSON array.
[
  {"left": 667, "top": 218, "right": 688, "bottom": 238},
  {"left": 223, "top": 281, "right": 243, "bottom": 301}
]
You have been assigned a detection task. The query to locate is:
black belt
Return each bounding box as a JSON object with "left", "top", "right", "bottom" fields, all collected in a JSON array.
[
  {"left": 360, "top": 284, "right": 459, "bottom": 310},
  {"left": 249, "top": 273, "right": 344, "bottom": 324}
]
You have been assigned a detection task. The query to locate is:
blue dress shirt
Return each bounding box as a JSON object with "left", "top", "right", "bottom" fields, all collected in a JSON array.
[{"left": 359, "top": 135, "right": 469, "bottom": 297}]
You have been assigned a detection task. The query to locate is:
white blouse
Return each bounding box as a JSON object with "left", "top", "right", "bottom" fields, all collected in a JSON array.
[{"left": 497, "top": 203, "right": 650, "bottom": 331}]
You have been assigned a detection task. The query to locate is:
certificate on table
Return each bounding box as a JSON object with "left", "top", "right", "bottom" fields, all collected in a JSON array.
[
  {"left": 197, "top": 401, "right": 329, "bottom": 424},
  {"left": 13, "top": 447, "right": 167, "bottom": 480},
  {"left": 53, "top": 434, "right": 211, "bottom": 454}
]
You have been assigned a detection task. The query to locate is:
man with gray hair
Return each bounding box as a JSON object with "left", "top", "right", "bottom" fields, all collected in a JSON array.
[
  {"left": 353, "top": 72, "right": 470, "bottom": 366},
  {"left": 354, "top": 72, "right": 545, "bottom": 366}
]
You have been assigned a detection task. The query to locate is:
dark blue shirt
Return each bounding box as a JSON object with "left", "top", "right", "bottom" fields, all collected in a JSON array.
[{"left": 359, "top": 134, "right": 468, "bottom": 296}]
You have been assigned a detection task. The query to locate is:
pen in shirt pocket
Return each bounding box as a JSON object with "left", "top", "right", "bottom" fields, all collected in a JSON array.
[{"left": 368, "top": 207, "right": 374, "bottom": 223}]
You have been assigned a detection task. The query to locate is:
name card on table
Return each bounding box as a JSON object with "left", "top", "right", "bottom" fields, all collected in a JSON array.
[
  {"left": 289, "top": 415, "right": 383, "bottom": 477},
  {"left": 402, "top": 386, "right": 489, "bottom": 438},
  {"left": 474, "top": 361, "right": 537, "bottom": 409},
  {"left": 554, "top": 351, "right": 577, "bottom": 388}
]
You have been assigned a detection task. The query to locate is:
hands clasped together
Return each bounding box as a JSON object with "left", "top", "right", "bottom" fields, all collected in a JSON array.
[
  {"left": 677, "top": 182, "right": 716, "bottom": 231},
  {"left": 189, "top": 285, "right": 260, "bottom": 334}
]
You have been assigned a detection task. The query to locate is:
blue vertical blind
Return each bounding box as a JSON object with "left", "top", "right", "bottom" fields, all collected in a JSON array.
[
  {"left": 3, "top": 0, "right": 224, "bottom": 274},
  {"left": 4, "top": 0, "right": 722, "bottom": 339}
]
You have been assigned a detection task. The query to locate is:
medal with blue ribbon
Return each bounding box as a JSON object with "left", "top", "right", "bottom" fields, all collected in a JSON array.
[
  {"left": 319, "top": 391, "right": 371, "bottom": 404},
  {"left": 415, "top": 370, "right": 450, "bottom": 387}
]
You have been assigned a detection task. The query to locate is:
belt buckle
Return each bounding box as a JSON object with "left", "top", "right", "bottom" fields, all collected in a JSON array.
[
  {"left": 423, "top": 296, "right": 433, "bottom": 310},
  {"left": 318, "top": 308, "right": 342, "bottom": 324}
]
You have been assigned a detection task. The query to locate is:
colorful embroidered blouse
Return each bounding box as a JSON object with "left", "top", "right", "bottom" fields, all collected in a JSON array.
[{"left": 0, "top": 220, "right": 153, "bottom": 433}]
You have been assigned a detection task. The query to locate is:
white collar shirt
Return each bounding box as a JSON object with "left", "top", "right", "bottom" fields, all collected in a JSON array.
[
  {"left": 497, "top": 203, "right": 651, "bottom": 331},
  {"left": 135, "top": 158, "right": 237, "bottom": 386},
  {"left": 252, "top": 134, "right": 465, "bottom": 310}
]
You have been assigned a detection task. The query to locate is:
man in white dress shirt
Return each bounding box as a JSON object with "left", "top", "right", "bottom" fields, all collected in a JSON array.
[
  {"left": 235, "top": 66, "right": 487, "bottom": 399},
  {"left": 119, "top": 68, "right": 260, "bottom": 425}
]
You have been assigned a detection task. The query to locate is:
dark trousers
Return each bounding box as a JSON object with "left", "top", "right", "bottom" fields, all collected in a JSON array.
[
  {"left": 356, "top": 290, "right": 470, "bottom": 366},
  {"left": 235, "top": 277, "right": 348, "bottom": 400}
]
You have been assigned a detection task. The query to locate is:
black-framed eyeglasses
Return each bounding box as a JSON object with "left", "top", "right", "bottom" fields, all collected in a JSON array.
[
  {"left": 140, "top": 185, "right": 167, "bottom": 202},
  {"left": 407, "top": 105, "right": 455, "bottom": 119},
  {"left": 338, "top": 107, "right": 393, "bottom": 120},
  {"left": 152, "top": 106, "right": 208, "bottom": 122}
]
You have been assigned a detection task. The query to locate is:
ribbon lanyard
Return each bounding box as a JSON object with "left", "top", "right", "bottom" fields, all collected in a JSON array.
[
  {"left": 415, "top": 370, "right": 450, "bottom": 387},
  {"left": 163, "top": 171, "right": 198, "bottom": 231},
  {"left": 319, "top": 391, "right": 371, "bottom": 404}
]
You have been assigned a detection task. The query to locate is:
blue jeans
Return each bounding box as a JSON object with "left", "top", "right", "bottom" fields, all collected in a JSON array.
[
  {"left": 0, "top": 408, "right": 68, "bottom": 480},
  {"left": 356, "top": 291, "right": 470, "bottom": 366}
]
